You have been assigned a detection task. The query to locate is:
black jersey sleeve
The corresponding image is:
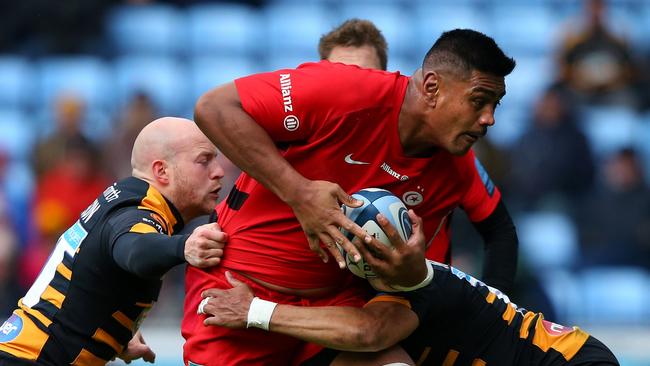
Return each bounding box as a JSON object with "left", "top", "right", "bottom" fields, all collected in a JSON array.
[
  {"left": 473, "top": 199, "right": 518, "bottom": 293},
  {"left": 398, "top": 282, "right": 441, "bottom": 326},
  {"left": 105, "top": 207, "right": 188, "bottom": 279}
]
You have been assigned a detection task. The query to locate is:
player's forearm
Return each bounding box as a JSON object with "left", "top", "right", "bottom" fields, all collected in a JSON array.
[
  {"left": 269, "top": 305, "right": 397, "bottom": 352},
  {"left": 112, "top": 233, "right": 187, "bottom": 278},
  {"left": 475, "top": 200, "right": 518, "bottom": 292},
  {"left": 194, "top": 84, "right": 307, "bottom": 203}
]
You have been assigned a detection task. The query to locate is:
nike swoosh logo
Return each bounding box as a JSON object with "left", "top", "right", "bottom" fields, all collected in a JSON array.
[{"left": 344, "top": 154, "right": 369, "bottom": 165}]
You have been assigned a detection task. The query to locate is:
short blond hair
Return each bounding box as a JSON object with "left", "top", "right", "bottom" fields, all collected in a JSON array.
[{"left": 318, "top": 19, "right": 388, "bottom": 71}]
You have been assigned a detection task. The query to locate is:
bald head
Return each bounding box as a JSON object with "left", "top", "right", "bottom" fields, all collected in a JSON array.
[{"left": 131, "top": 117, "right": 207, "bottom": 180}]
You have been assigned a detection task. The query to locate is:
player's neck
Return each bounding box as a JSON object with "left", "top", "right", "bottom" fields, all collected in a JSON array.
[{"left": 398, "top": 79, "right": 439, "bottom": 158}]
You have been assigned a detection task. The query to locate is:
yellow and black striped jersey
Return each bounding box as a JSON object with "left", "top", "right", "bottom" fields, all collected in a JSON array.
[
  {"left": 371, "top": 260, "right": 617, "bottom": 366},
  {"left": 0, "top": 177, "right": 186, "bottom": 366}
]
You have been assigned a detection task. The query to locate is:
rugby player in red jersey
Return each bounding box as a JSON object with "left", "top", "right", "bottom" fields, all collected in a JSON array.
[
  {"left": 183, "top": 29, "right": 517, "bottom": 365},
  {"left": 321, "top": 19, "right": 518, "bottom": 295}
]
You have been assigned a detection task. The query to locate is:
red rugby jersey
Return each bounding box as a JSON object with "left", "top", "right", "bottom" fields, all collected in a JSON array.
[{"left": 200, "top": 61, "right": 500, "bottom": 289}]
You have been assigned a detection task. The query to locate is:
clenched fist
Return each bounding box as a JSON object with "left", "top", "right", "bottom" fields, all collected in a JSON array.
[{"left": 184, "top": 222, "right": 228, "bottom": 268}]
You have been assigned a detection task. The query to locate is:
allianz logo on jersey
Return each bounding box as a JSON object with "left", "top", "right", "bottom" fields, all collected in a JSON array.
[
  {"left": 279, "top": 73, "right": 299, "bottom": 131},
  {"left": 380, "top": 162, "right": 409, "bottom": 181},
  {"left": 280, "top": 73, "right": 293, "bottom": 112}
]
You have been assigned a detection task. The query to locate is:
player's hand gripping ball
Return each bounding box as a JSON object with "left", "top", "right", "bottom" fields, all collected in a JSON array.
[{"left": 339, "top": 188, "right": 412, "bottom": 278}]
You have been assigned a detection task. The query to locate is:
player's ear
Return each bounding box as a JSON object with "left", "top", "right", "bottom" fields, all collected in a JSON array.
[
  {"left": 422, "top": 71, "right": 440, "bottom": 108},
  {"left": 151, "top": 159, "right": 170, "bottom": 185}
]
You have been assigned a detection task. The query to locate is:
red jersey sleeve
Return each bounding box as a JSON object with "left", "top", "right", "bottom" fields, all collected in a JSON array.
[
  {"left": 460, "top": 150, "right": 502, "bottom": 222},
  {"left": 234, "top": 61, "right": 402, "bottom": 143}
]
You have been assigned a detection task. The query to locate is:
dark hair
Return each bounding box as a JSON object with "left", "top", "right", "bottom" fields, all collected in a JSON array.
[
  {"left": 423, "top": 29, "right": 515, "bottom": 78},
  {"left": 318, "top": 19, "right": 388, "bottom": 71}
]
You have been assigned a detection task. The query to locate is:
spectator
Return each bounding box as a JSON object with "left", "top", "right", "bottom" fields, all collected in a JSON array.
[
  {"left": 576, "top": 147, "right": 650, "bottom": 268},
  {"left": 0, "top": 225, "right": 22, "bottom": 319},
  {"left": 557, "top": 0, "right": 642, "bottom": 109},
  {"left": 508, "top": 86, "right": 595, "bottom": 212},
  {"left": 104, "top": 92, "right": 158, "bottom": 180},
  {"left": 20, "top": 136, "right": 111, "bottom": 287},
  {"left": 32, "top": 93, "right": 88, "bottom": 178}
]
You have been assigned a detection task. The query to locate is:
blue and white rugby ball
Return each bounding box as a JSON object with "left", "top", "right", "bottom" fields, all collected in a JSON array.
[{"left": 340, "top": 188, "right": 412, "bottom": 279}]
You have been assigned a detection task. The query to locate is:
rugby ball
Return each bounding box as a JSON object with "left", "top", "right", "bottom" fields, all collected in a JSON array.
[{"left": 339, "top": 188, "right": 412, "bottom": 279}]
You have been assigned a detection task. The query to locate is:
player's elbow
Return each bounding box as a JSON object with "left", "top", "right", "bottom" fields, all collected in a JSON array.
[
  {"left": 348, "top": 317, "right": 394, "bottom": 352},
  {"left": 194, "top": 83, "right": 237, "bottom": 131}
]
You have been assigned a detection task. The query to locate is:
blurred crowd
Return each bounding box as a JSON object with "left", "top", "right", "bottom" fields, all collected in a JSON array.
[{"left": 1, "top": 0, "right": 650, "bottom": 325}]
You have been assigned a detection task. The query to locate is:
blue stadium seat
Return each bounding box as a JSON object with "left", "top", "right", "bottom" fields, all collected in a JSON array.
[
  {"left": 539, "top": 269, "right": 582, "bottom": 324},
  {"left": 337, "top": 3, "right": 414, "bottom": 58},
  {"left": 0, "top": 57, "right": 34, "bottom": 109},
  {"left": 516, "top": 211, "right": 579, "bottom": 270},
  {"left": 490, "top": 3, "right": 558, "bottom": 57},
  {"left": 580, "top": 106, "right": 641, "bottom": 160},
  {"left": 0, "top": 109, "right": 35, "bottom": 160},
  {"left": 107, "top": 5, "right": 184, "bottom": 56},
  {"left": 504, "top": 56, "right": 553, "bottom": 107},
  {"left": 189, "top": 57, "right": 260, "bottom": 106},
  {"left": 37, "top": 56, "right": 112, "bottom": 112},
  {"left": 489, "top": 102, "right": 528, "bottom": 148},
  {"left": 413, "top": 3, "right": 488, "bottom": 57},
  {"left": 265, "top": 53, "right": 318, "bottom": 72},
  {"left": 186, "top": 4, "right": 261, "bottom": 57},
  {"left": 265, "top": 4, "right": 333, "bottom": 61},
  {"left": 114, "top": 56, "right": 188, "bottom": 115},
  {"left": 387, "top": 56, "right": 418, "bottom": 75},
  {"left": 633, "top": 112, "right": 650, "bottom": 182},
  {"left": 580, "top": 266, "right": 650, "bottom": 324}
]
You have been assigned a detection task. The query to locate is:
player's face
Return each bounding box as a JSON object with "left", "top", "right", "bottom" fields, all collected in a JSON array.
[
  {"left": 169, "top": 138, "right": 224, "bottom": 219},
  {"left": 432, "top": 70, "right": 505, "bottom": 155},
  {"left": 327, "top": 45, "right": 383, "bottom": 70}
]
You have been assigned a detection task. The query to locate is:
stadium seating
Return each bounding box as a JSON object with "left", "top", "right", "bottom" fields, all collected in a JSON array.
[
  {"left": 265, "top": 53, "right": 318, "bottom": 72},
  {"left": 580, "top": 106, "right": 641, "bottom": 160},
  {"left": 488, "top": 102, "right": 529, "bottom": 148},
  {"left": 264, "top": 3, "right": 333, "bottom": 61},
  {"left": 337, "top": 2, "right": 414, "bottom": 58},
  {"left": 37, "top": 56, "right": 113, "bottom": 113},
  {"left": 113, "top": 56, "right": 188, "bottom": 115},
  {"left": 413, "top": 3, "right": 487, "bottom": 57},
  {"left": 579, "top": 266, "right": 650, "bottom": 324},
  {"left": 633, "top": 112, "right": 650, "bottom": 182},
  {"left": 0, "top": 57, "right": 34, "bottom": 110},
  {"left": 186, "top": 4, "right": 262, "bottom": 57},
  {"left": 0, "top": 109, "right": 35, "bottom": 160},
  {"left": 504, "top": 56, "right": 553, "bottom": 108},
  {"left": 539, "top": 269, "right": 582, "bottom": 324},
  {"left": 386, "top": 56, "right": 419, "bottom": 75},
  {"left": 106, "top": 5, "right": 184, "bottom": 56},
  {"left": 516, "top": 211, "right": 579, "bottom": 270},
  {"left": 187, "top": 56, "right": 260, "bottom": 116},
  {"left": 490, "top": 3, "right": 558, "bottom": 57}
]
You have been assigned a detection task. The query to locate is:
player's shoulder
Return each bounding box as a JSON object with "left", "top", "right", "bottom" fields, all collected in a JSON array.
[
  {"left": 300, "top": 60, "right": 402, "bottom": 82},
  {"left": 105, "top": 204, "right": 169, "bottom": 236}
]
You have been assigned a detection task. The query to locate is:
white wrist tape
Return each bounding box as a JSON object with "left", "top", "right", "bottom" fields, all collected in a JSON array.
[
  {"left": 246, "top": 297, "right": 278, "bottom": 331},
  {"left": 390, "top": 260, "right": 434, "bottom": 292}
]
